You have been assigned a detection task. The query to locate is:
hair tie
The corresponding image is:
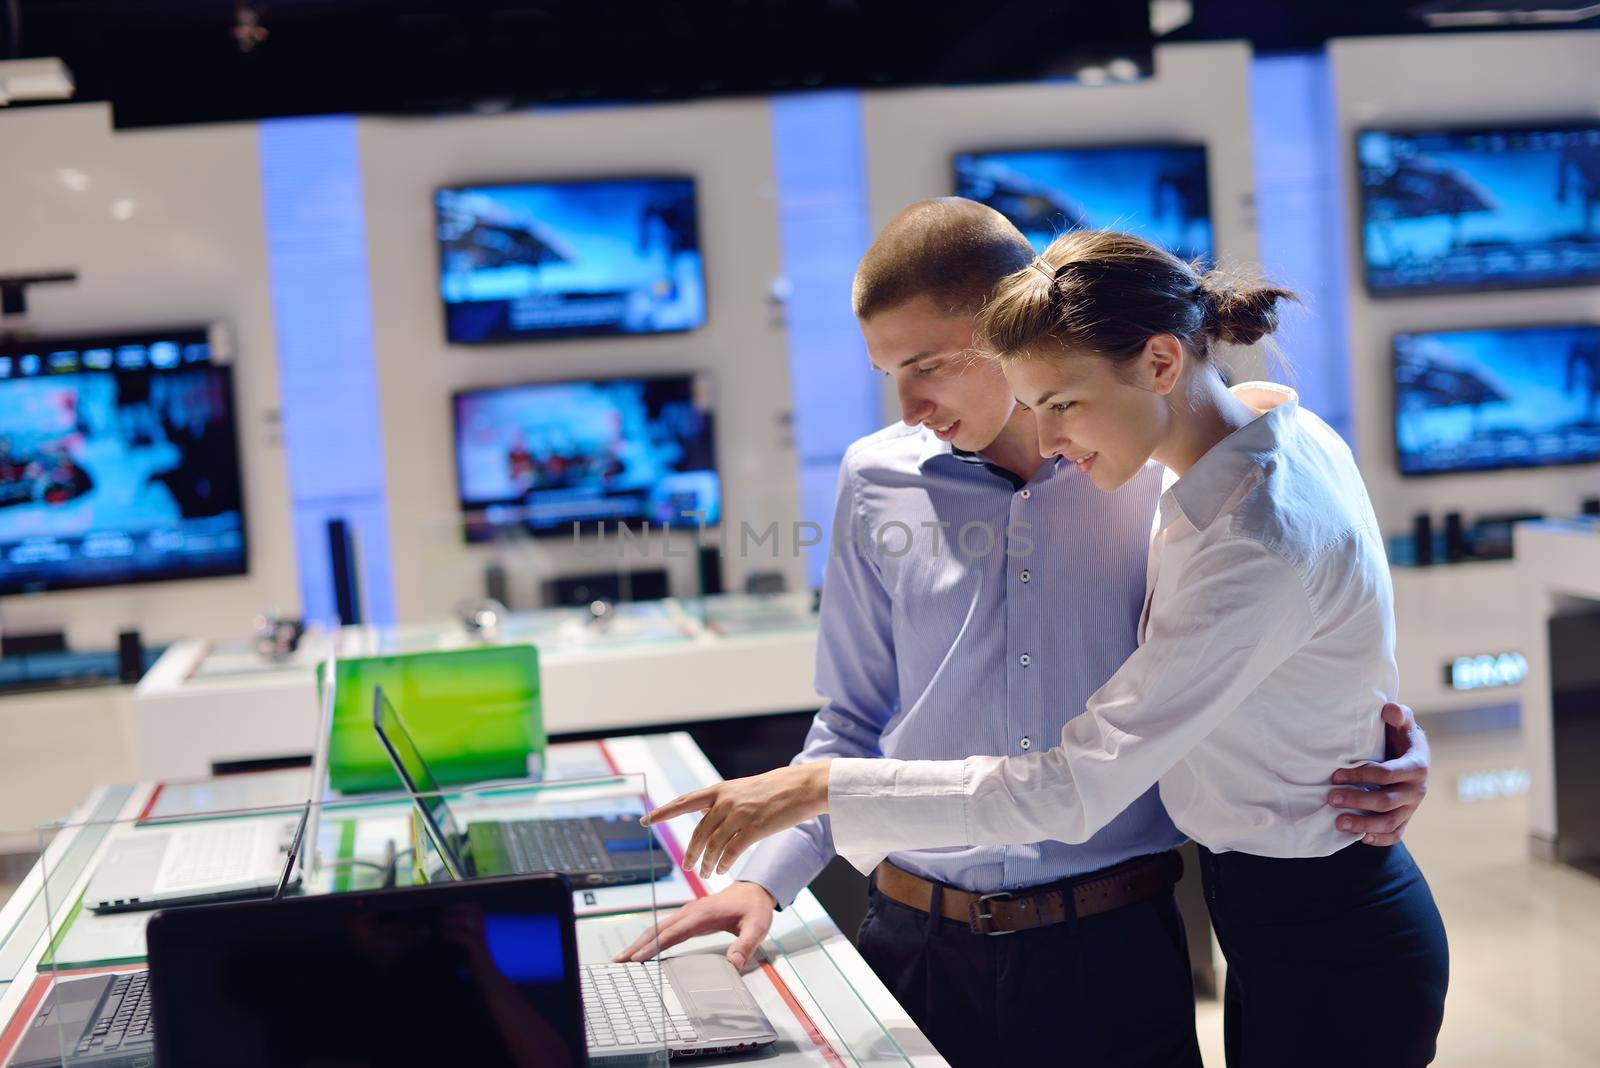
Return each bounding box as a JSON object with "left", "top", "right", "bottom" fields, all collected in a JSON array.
[{"left": 1029, "top": 258, "right": 1056, "bottom": 282}]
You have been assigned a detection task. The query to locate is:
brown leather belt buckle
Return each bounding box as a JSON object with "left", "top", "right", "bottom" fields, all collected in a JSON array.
[{"left": 968, "top": 891, "right": 1018, "bottom": 936}]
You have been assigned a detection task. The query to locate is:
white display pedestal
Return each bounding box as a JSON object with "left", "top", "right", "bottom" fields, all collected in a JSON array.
[
  {"left": 1514, "top": 519, "right": 1600, "bottom": 853},
  {"left": 131, "top": 598, "right": 821, "bottom": 780}
]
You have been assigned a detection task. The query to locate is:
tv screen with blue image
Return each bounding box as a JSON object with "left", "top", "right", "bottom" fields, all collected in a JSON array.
[
  {"left": 454, "top": 372, "right": 719, "bottom": 539},
  {"left": 953, "top": 143, "right": 1214, "bottom": 262},
  {"left": 1358, "top": 123, "right": 1600, "bottom": 294},
  {"left": 1394, "top": 323, "right": 1600, "bottom": 476},
  {"left": 0, "top": 328, "right": 248, "bottom": 594},
  {"left": 436, "top": 177, "right": 706, "bottom": 343}
]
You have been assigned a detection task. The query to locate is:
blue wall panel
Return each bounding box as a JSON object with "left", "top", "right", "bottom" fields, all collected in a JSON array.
[
  {"left": 259, "top": 115, "right": 396, "bottom": 625},
  {"left": 771, "top": 92, "right": 881, "bottom": 587}
]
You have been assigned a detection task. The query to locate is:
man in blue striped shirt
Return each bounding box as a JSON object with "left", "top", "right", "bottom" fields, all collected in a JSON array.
[{"left": 620, "top": 199, "right": 1431, "bottom": 1065}]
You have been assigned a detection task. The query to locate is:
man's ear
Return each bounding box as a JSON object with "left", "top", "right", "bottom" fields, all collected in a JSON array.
[{"left": 1142, "top": 334, "right": 1186, "bottom": 396}]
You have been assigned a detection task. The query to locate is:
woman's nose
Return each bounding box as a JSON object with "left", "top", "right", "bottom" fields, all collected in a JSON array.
[{"left": 900, "top": 390, "right": 934, "bottom": 427}]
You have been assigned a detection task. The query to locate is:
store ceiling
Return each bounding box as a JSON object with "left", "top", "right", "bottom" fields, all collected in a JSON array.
[{"left": 0, "top": 0, "right": 1594, "bottom": 129}]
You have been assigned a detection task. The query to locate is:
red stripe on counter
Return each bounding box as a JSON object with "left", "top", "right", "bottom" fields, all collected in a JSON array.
[
  {"left": 0, "top": 965, "right": 148, "bottom": 1063},
  {"left": 760, "top": 960, "right": 849, "bottom": 1068}
]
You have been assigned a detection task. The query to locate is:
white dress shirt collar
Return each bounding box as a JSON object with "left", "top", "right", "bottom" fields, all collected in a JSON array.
[{"left": 1161, "top": 382, "right": 1300, "bottom": 532}]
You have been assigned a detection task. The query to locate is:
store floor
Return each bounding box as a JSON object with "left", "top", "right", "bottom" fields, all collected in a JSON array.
[{"left": 1195, "top": 725, "right": 1600, "bottom": 1067}]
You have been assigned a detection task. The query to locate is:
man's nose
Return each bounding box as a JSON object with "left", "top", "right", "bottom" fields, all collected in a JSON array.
[{"left": 1038, "top": 428, "right": 1066, "bottom": 460}]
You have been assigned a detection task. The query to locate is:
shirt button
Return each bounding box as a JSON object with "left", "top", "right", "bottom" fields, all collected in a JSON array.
[
  {"left": 1018, "top": 653, "right": 1031, "bottom": 667},
  {"left": 1019, "top": 489, "right": 1032, "bottom": 499},
  {"left": 1020, "top": 737, "right": 1032, "bottom": 750},
  {"left": 1019, "top": 569, "right": 1031, "bottom": 583}
]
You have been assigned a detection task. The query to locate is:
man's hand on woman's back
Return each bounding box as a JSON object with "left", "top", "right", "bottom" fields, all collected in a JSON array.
[{"left": 1327, "top": 701, "right": 1431, "bottom": 846}]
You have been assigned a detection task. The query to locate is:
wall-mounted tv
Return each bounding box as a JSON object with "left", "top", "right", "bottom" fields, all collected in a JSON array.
[
  {"left": 953, "top": 143, "right": 1214, "bottom": 262},
  {"left": 0, "top": 328, "right": 248, "bottom": 595},
  {"left": 1394, "top": 323, "right": 1600, "bottom": 477},
  {"left": 453, "top": 372, "right": 719, "bottom": 540},
  {"left": 436, "top": 177, "right": 706, "bottom": 344},
  {"left": 1357, "top": 123, "right": 1600, "bottom": 295}
]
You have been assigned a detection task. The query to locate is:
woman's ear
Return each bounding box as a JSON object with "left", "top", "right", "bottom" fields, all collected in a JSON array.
[{"left": 1141, "top": 334, "right": 1186, "bottom": 396}]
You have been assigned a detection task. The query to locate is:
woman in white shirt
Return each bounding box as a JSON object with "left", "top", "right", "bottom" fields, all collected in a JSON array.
[{"left": 646, "top": 228, "right": 1449, "bottom": 1066}]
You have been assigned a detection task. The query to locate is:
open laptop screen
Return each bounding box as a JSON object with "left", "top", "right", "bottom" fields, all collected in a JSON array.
[
  {"left": 146, "top": 873, "right": 585, "bottom": 1067},
  {"left": 373, "top": 686, "right": 471, "bottom": 876}
]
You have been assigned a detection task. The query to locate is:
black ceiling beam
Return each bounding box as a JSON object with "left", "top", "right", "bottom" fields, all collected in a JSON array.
[{"left": 8, "top": 0, "right": 1154, "bottom": 128}]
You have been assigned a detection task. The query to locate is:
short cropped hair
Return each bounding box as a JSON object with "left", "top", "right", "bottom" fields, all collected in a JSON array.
[{"left": 851, "top": 198, "right": 1035, "bottom": 321}]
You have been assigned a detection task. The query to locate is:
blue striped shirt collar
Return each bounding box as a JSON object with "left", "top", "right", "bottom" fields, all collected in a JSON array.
[{"left": 917, "top": 426, "right": 1063, "bottom": 487}]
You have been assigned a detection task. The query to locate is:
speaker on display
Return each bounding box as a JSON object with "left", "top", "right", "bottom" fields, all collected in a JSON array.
[
  {"left": 1412, "top": 513, "right": 1433, "bottom": 566},
  {"left": 484, "top": 562, "right": 509, "bottom": 606},
  {"left": 327, "top": 518, "right": 363, "bottom": 627},
  {"left": 1443, "top": 512, "right": 1467, "bottom": 563},
  {"left": 117, "top": 630, "right": 144, "bottom": 683},
  {"left": 0, "top": 631, "right": 66, "bottom": 657},
  {"left": 697, "top": 545, "right": 724, "bottom": 596},
  {"left": 544, "top": 568, "right": 669, "bottom": 608},
  {"left": 745, "top": 571, "right": 788, "bottom": 595}
]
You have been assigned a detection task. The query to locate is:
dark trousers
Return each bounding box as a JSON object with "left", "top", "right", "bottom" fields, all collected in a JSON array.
[
  {"left": 1198, "top": 842, "right": 1449, "bottom": 1068},
  {"left": 857, "top": 878, "right": 1203, "bottom": 1067}
]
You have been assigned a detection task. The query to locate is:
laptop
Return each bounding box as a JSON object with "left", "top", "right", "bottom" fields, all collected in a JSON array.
[
  {"left": 371, "top": 686, "right": 667, "bottom": 887},
  {"left": 7, "top": 971, "right": 156, "bottom": 1068},
  {"left": 8, "top": 808, "right": 310, "bottom": 1068},
  {"left": 142, "top": 873, "right": 778, "bottom": 1065},
  {"left": 81, "top": 811, "right": 302, "bottom": 914}
]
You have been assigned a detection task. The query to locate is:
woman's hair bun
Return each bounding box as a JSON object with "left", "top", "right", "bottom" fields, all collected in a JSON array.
[
  {"left": 1195, "top": 269, "right": 1299, "bottom": 348},
  {"left": 975, "top": 228, "right": 1299, "bottom": 367}
]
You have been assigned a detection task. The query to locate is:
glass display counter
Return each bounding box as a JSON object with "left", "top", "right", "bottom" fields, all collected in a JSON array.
[{"left": 3, "top": 706, "right": 940, "bottom": 1065}]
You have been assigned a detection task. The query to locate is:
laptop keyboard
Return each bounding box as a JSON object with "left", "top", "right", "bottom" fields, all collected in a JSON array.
[
  {"left": 153, "top": 824, "right": 263, "bottom": 893},
  {"left": 502, "top": 820, "right": 609, "bottom": 874},
  {"left": 77, "top": 972, "right": 153, "bottom": 1056},
  {"left": 581, "top": 962, "right": 700, "bottom": 1050}
]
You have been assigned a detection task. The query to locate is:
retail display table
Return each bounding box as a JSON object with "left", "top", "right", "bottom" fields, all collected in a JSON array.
[{"left": 0, "top": 731, "right": 943, "bottom": 1066}]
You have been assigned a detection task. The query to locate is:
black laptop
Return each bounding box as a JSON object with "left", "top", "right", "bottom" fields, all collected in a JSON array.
[
  {"left": 371, "top": 686, "right": 667, "bottom": 887},
  {"left": 145, "top": 873, "right": 589, "bottom": 1067}
]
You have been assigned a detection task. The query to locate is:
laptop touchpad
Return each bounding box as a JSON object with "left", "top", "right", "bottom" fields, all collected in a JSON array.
[{"left": 668, "top": 955, "right": 757, "bottom": 1020}]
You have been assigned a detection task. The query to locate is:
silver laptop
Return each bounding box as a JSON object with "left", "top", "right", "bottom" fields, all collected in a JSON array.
[
  {"left": 581, "top": 954, "right": 779, "bottom": 1060},
  {"left": 84, "top": 816, "right": 301, "bottom": 913},
  {"left": 83, "top": 648, "right": 336, "bottom": 916}
]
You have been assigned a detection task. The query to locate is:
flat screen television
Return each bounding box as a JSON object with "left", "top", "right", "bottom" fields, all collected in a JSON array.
[
  {"left": 953, "top": 143, "right": 1214, "bottom": 262},
  {"left": 1394, "top": 323, "right": 1600, "bottom": 476},
  {"left": 0, "top": 327, "right": 248, "bottom": 594},
  {"left": 453, "top": 372, "right": 720, "bottom": 539},
  {"left": 436, "top": 176, "right": 706, "bottom": 344},
  {"left": 1357, "top": 123, "right": 1600, "bottom": 294}
]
